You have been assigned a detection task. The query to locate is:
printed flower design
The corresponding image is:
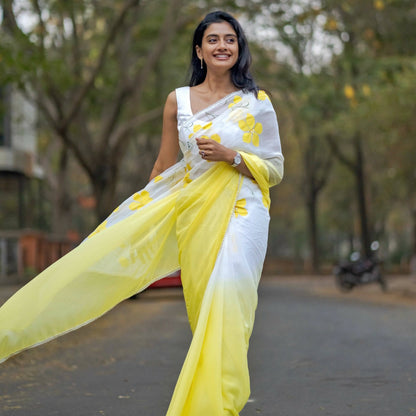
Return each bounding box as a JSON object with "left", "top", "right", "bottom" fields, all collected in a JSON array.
[
  {"left": 234, "top": 199, "right": 248, "bottom": 218},
  {"left": 88, "top": 220, "right": 108, "bottom": 238},
  {"left": 183, "top": 163, "right": 192, "bottom": 187},
  {"left": 189, "top": 122, "right": 213, "bottom": 139},
  {"left": 258, "top": 90, "right": 270, "bottom": 101},
  {"left": 183, "top": 172, "right": 192, "bottom": 187},
  {"left": 238, "top": 113, "right": 263, "bottom": 147},
  {"left": 153, "top": 175, "right": 163, "bottom": 183},
  {"left": 228, "top": 95, "right": 242, "bottom": 108},
  {"left": 128, "top": 190, "right": 153, "bottom": 211}
]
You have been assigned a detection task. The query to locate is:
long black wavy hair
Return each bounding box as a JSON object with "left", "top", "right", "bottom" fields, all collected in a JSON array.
[{"left": 189, "top": 11, "right": 259, "bottom": 96}]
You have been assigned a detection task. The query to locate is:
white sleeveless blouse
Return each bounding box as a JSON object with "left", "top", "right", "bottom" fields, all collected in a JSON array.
[{"left": 175, "top": 86, "right": 193, "bottom": 132}]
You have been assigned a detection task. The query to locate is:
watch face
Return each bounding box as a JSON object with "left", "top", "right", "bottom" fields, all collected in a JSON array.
[{"left": 234, "top": 154, "right": 241, "bottom": 165}]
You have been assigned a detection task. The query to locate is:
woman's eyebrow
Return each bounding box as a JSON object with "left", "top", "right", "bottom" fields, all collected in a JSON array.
[{"left": 205, "top": 33, "right": 237, "bottom": 38}]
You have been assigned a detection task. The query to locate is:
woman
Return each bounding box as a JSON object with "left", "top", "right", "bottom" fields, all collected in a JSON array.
[{"left": 0, "top": 10, "right": 283, "bottom": 416}]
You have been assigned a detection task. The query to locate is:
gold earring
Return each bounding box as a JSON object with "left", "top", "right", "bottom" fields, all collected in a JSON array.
[{"left": 200, "top": 58, "right": 203, "bottom": 69}]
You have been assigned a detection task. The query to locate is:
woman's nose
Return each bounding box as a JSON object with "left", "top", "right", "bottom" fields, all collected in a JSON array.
[{"left": 217, "top": 39, "right": 228, "bottom": 49}]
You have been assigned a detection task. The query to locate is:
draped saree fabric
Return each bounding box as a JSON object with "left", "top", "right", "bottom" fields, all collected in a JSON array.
[{"left": 0, "top": 87, "right": 283, "bottom": 415}]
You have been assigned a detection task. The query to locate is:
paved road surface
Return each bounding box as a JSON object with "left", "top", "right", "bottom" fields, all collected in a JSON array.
[{"left": 1, "top": 277, "right": 415, "bottom": 416}]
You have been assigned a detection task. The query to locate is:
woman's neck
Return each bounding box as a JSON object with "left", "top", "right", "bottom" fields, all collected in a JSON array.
[{"left": 197, "top": 72, "right": 238, "bottom": 95}]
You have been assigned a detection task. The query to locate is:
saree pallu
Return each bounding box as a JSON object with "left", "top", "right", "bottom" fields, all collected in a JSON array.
[{"left": 0, "top": 89, "right": 283, "bottom": 416}]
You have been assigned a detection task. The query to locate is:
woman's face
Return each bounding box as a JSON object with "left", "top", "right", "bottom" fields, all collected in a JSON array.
[{"left": 196, "top": 21, "right": 239, "bottom": 72}]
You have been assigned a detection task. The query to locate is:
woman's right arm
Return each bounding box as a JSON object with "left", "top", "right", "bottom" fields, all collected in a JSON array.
[{"left": 149, "top": 91, "right": 180, "bottom": 181}]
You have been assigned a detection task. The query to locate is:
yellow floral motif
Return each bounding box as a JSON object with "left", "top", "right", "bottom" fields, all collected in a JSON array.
[
  {"left": 234, "top": 199, "right": 248, "bottom": 218},
  {"left": 153, "top": 175, "right": 163, "bottom": 183},
  {"left": 189, "top": 122, "right": 213, "bottom": 139},
  {"left": 258, "top": 90, "right": 270, "bottom": 101},
  {"left": 238, "top": 114, "right": 263, "bottom": 147},
  {"left": 88, "top": 220, "right": 108, "bottom": 238},
  {"left": 128, "top": 190, "right": 153, "bottom": 211},
  {"left": 183, "top": 172, "right": 192, "bottom": 187},
  {"left": 182, "top": 163, "right": 192, "bottom": 187},
  {"left": 228, "top": 95, "right": 242, "bottom": 108},
  {"left": 112, "top": 206, "right": 120, "bottom": 213}
]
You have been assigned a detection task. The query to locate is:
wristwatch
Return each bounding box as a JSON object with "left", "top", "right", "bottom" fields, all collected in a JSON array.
[{"left": 231, "top": 152, "right": 242, "bottom": 167}]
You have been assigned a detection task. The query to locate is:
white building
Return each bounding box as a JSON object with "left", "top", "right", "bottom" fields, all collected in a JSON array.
[
  {"left": 0, "top": 85, "right": 44, "bottom": 280},
  {"left": 0, "top": 86, "right": 43, "bottom": 179}
]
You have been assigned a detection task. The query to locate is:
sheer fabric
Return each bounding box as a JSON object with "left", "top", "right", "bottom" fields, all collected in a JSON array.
[{"left": 0, "top": 87, "right": 283, "bottom": 415}]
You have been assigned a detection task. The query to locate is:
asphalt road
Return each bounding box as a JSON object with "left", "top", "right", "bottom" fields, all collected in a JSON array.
[{"left": 1, "top": 277, "right": 416, "bottom": 416}]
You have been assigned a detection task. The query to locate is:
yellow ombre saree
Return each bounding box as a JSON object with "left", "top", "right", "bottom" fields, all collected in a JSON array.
[{"left": 0, "top": 87, "right": 283, "bottom": 415}]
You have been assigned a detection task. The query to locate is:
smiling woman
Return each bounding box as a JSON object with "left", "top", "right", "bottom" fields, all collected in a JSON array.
[
  {"left": 196, "top": 23, "right": 238, "bottom": 68},
  {"left": 0, "top": 10, "right": 284, "bottom": 416},
  {"left": 189, "top": 11, "right": 257, "bottom": 97}
]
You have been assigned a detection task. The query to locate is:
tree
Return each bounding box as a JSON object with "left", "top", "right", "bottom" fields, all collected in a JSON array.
[
  {"left": 254, "top": 2, "right": 335, "bottom": 271},
  {"left": 321, "top": 0, "right": 416, "bottom": 259},
  {"left": 0, "top": 0, "right": 193, "bottom": 224}
]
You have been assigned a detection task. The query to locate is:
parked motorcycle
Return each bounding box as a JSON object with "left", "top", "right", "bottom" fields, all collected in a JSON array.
[{"left": 334, "top": 251, "right": 387, "bottom": 292}]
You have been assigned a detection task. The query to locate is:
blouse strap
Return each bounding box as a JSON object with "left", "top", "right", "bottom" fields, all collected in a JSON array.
[{"left": 175, "top": 86, "right": 193, "bottom": 118}]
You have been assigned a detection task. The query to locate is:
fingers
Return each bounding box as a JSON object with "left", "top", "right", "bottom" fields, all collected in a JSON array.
[
  {"left": 196, "top": 137, "right": 212, "bottom": 159},
  {"left": 196, "top": 137, "right": 217, "bottom": 150},
  {"left": 196, "top": 137, "right": 227, "bottom": 161},
  {"left": 199, "top": 147, "right": 211, "bottom": 159},
  {"left": 196, "top": 139, "right": 211, "bottom": 153}
]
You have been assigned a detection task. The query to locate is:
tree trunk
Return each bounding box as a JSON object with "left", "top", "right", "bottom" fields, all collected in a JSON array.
[
  {"left": 354, "top": 133, "right": 372, "bottom": 258},
  {"left": 52, "top": 147, "right": 73, "bottom": 235},
  {"left": 412, "top": 208, "right": 416, "bottom": 256},
  {"left": 91, "top": 162, "right": 119, "bottom": 223},
  {"left": 306, "top": 195, "right": 320, "bottom": 273},
  {"left": 303, "top": 134, "right": 330, "bottom": 274}
]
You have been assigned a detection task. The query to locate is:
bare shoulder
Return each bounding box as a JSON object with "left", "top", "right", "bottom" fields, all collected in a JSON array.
[
  {"left": 164, "top": 90, "right": 177, "bottom": 118},
  {"left": 166, "top": 90, "right": 177, "bottom": 108}
]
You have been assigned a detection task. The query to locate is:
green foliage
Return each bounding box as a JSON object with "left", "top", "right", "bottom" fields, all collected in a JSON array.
[
  {"left": 245, "top": 0, "right": 416, "bottom": 267},
  {"left": 1, "top": 0, "right": 414, "bottom": 265}
]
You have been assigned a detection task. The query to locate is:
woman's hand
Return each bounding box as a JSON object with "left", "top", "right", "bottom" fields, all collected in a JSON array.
[
  {"left": 196, "top": 137, "right": 236, "bottom": 163},
  {"left": 196, "top": 137, "right": 254, "bottom": 179}
]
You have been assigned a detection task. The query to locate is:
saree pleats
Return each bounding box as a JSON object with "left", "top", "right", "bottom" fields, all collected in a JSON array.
[
  {"left": 176, "top": 162, "right": 242, "bottom": 333},
  {"left": 167, "top": 153, "right": 271, "bottom": 416}
]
